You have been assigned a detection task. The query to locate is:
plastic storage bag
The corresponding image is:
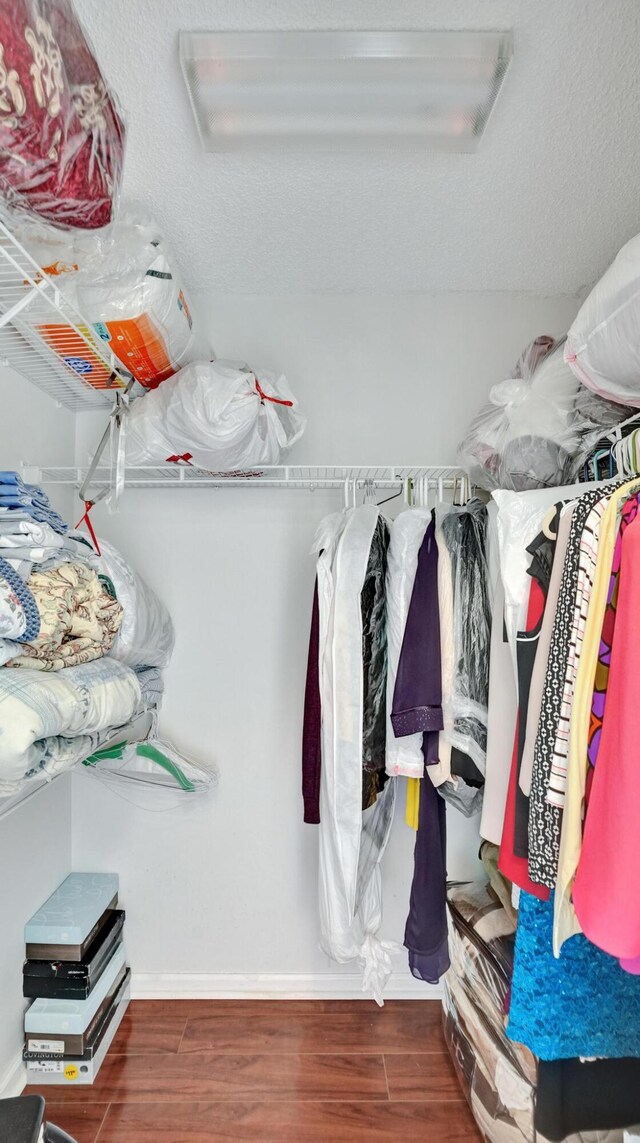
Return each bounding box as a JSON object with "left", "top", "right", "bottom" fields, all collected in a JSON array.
[
  {"left": 124, "top": 360, "right": 306, "bottom": 469},
  {"left": 566, "top": 232, "right": 640, "bottom": 406},
  {"left": 0, "top": 0, "right": 125, "bottom": 229},
  {"left": 17, "top": 208, "right": 205, "bottom": 391},
  {"left": 458, "top": 339, "right": 580, "bottom": 492},
  {"left": 92, "top": 539, "right": 175, "bottom": 670}
]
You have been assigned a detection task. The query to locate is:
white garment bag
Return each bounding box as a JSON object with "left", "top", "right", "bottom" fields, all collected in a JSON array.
[
  {"left": 315, "top": 504, "right": 398, "bottom": 1005},
  {"left": 384, "top": 507, "right": 432, "bottom": 780}
]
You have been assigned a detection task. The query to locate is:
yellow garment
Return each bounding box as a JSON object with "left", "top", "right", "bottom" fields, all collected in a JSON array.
[
  {"left": 406, "top": 777, "right": 420, "bottom": 830},
  {"left": 553, "top": 478, "right": 640, "bottom": 956}
]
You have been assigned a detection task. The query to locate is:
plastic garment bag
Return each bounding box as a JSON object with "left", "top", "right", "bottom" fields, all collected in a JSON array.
[
  {"left": 440, "top": 500, "right": 491, "bottom": 774},
  {"left": 384, "top": 507, "right": 432, "bottom": 779},
  {"left": 315, "top": 505, "right": 398, "bottom": 1005}
]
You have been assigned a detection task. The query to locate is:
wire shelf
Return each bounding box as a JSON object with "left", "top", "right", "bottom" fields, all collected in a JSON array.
[
  {"left": 25, "top": 463, "right": 466, "bottom": 495},
  {"left": 0, "top": 218, "right": 133, "bottom": 411}
]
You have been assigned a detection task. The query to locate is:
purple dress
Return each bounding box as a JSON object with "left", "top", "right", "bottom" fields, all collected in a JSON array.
[{"left": 392, "top": 516, "right": 450, "bottom": 983}]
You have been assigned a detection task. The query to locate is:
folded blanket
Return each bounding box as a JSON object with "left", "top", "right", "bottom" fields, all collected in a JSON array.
[
  {"left": 0, "top": 555, "right": 40, "bottom": 641},
  {"left": 135, "top": 666, "right": 165, "bottom": 707},
  {"left": 0, "top": 657, "right": 142, "bottom": 791},
  {"left": 8, "top": 563, "right": 123, "bottom": 671},
  {"left": 0, "top": 472, "right": 68, "bottom": 535}
]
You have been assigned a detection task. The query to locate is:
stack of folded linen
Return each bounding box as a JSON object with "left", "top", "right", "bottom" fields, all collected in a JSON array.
[
  {"left": 0, "top": 473, "right": 174, "bottom": 795},
  {"left": 0, "top": 472, "right": 69, "bottom": 534}
]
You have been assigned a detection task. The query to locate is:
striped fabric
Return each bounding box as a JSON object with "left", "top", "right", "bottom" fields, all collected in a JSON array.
[{"left": 546, "top": 498, "right": 607, "bottom": 808}]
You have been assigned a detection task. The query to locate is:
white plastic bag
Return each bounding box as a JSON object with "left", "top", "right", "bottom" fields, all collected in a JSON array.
[
  {"left": 95, "top": 539, "right": 174, "bottom": 669},
  {"left": 566, "top": 232, "right": 640, "bottom": 406},
  {"left": 18, "top": 208, "right": 205, "bottom": 391},
  {"left": 458, "top": 339, "right": 579, "bottom": 491},
  {"left": 384, "top": 508, "right": 432, "bottom": 779},
  {"left": 124, "top": 360, "right": 306, "bottom": 469}
]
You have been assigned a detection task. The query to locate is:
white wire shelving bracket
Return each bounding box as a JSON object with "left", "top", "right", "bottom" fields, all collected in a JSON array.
[
  {"left": 24, "top": 463, "right": 468, "bottom": 503},
  {"left": 0, "top": 218, "right": 133, "bottom": 411}
]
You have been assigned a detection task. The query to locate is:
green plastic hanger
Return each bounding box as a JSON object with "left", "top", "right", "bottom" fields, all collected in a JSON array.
[{"left": 83, "top": 740, "right": 196, "bottom": 792}]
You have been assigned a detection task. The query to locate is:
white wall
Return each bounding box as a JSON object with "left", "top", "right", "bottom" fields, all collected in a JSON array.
[
  {"left": 0, "top": 369, "right": 77, "bottom": 1093},
  {"left": 72, "top": 291, "right": 580, "bottom": 998}
]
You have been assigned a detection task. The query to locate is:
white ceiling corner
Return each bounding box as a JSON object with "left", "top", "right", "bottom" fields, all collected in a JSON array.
[{"left": 75, "top": 0, "right": 640, "bottom": 296}]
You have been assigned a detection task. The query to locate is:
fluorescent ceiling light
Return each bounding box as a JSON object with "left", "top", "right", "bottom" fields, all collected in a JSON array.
[{"left": 179, "top": 30, "right": 513, "bottom": 153}]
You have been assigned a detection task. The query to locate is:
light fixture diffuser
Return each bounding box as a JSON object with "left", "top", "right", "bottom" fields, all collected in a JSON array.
[{"left": 180, "top": 30, "right": 512, "bottom": 153}]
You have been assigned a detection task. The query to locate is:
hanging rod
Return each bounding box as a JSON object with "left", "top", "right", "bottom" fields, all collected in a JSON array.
[{"left": 24, "top": 463, "right": 466, "bottom": 493}]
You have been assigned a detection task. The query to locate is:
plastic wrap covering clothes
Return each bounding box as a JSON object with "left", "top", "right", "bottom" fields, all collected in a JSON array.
[
  {"left": 83, "top": 735, "right": 217, "bottom": 797},
  {"left": 315, "top": 506, "right": 399, "bottom": 1006},
  {"left": 0, "top": 656, "right": 142, "bottom": 794},
  {"left": 566, "top": 232, "right": 640, "bottom": 407},
  {"left": 18, "top": 208, "right": 205, "bottom": 390},
  {"left": 88, "top": 539, "right": 174, "bottom": 670},
  {"left": 458, "top": 339, "right": 581, "bottom": 492},
  {"left": 568, "top": 386, "right": 636, "bottom": 480},
  {"left": 440, "top": 499, "right": 491, "bottom": 774},
  {"left": 0, "top": 0, "right": 124, "bottom": 229},
  {"left": 123, "top": 360, "right": 306, "bottom": 470},
  {"left": 443, "top": 878, "right": 619, "bottom": 1143}
]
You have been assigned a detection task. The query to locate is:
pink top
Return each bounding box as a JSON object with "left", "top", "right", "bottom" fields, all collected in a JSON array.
[{"left": 573, "top": 512, "right": 640, "bottom": 960}]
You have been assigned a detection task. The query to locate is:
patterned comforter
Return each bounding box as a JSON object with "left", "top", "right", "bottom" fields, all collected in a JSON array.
[{"left": 0, "top": 657, "right": 142, "bottom": 794}]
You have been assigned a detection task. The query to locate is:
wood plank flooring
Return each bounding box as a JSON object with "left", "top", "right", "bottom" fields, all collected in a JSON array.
[{"left": 25, "top": 999, "right": 483, "bottom": 1142}]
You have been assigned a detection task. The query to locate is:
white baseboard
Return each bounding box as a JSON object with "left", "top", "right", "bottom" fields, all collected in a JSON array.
[
  {"left": 131, "top": 971, "right": 443, "bottom": 1001},
  {"left": 0, "top": 1053, "right": 26, "bottom": 1098}
]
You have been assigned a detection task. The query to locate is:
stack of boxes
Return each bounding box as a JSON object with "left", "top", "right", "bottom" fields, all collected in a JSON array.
[{"left": 22, "top": 873, "right": 130, "bottom": 1086}]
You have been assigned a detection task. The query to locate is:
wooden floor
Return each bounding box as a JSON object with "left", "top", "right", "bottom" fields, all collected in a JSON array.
[{"left": 24, "top": 999, "right": 483, "bottom": 1142}]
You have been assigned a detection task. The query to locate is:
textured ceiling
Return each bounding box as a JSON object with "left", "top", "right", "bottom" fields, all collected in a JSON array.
[{"left": 75, "top": 0, "right": 640, "bottom": 295}]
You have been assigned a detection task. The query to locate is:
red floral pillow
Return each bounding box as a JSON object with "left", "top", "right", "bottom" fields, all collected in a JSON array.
[{"left": 0, "top": 0, "right": 125, "bottom": 229}]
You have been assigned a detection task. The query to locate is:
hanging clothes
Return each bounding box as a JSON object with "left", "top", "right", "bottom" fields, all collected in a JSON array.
[
  {"left": 573, "top": 507, "right": 640, "bottom": 962},
  {"left": 301, "top": 578, "right": 322, "bottom": 824},
  {"left": 518, "top": 502, "right": 575, "bottom": 798},
  {"left": 384, "top": 508, "right": 432, "bottom": 780},
  {"left": 554, "top": 478, "right": 640, "bottom": 954},
  {"left": 440, "top": 499, "right": 491, "bottom": 776},
  {"left": 361, "top": 515, "right": 390, "bottom": 809},
  {"left": 315, "top": 505, "right": 397, "bottom": 1005},
  {"left": 527, "top": 486, "right": 616, "bottom": 889},
  {"left": 391, "top": 516, "right": 450, "bottom": 982},
  {"left": 480, "top": 573, "right": 517, "bottom": 845},
  {"left": 507, "top": 890, "right": 640, "bottom": 1061}
]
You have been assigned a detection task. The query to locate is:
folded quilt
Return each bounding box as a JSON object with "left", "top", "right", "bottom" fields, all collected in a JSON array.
[
  {"left": 135, "top": 666, "right": 165, "bottom": 707},
  {"left": 0, "top": 555, "right": 40, "bottom": 641},
  {"left": 0, "top": 657, "right": 142, "bottom": 791},
  {"left": 0, "top": 473, "right": 68, "bottom": 535},
  {"left": 7, "top": 563, "right": 123, "bottom": 671}
]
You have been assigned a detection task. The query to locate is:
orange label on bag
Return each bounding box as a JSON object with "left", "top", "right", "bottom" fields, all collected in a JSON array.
[
  {"left": 94, "top": 314, "right": 177, "bottom": 388},
  {"left": 38, "top": 324, "right": 125, "bottom": 390}
]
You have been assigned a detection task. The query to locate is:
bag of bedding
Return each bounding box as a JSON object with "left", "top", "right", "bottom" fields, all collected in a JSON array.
[
  {"left": 123, "top": 359, "right": 306, "bottom": 470},
  {"left": 566, "top": 232, "right": 640, "bottom": 406},
  {"left": 457, "top": 338, "right": 580, "bottom": 491},
  {"left": 16, "top": 208, "right": 206, "bottom": 391}
]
